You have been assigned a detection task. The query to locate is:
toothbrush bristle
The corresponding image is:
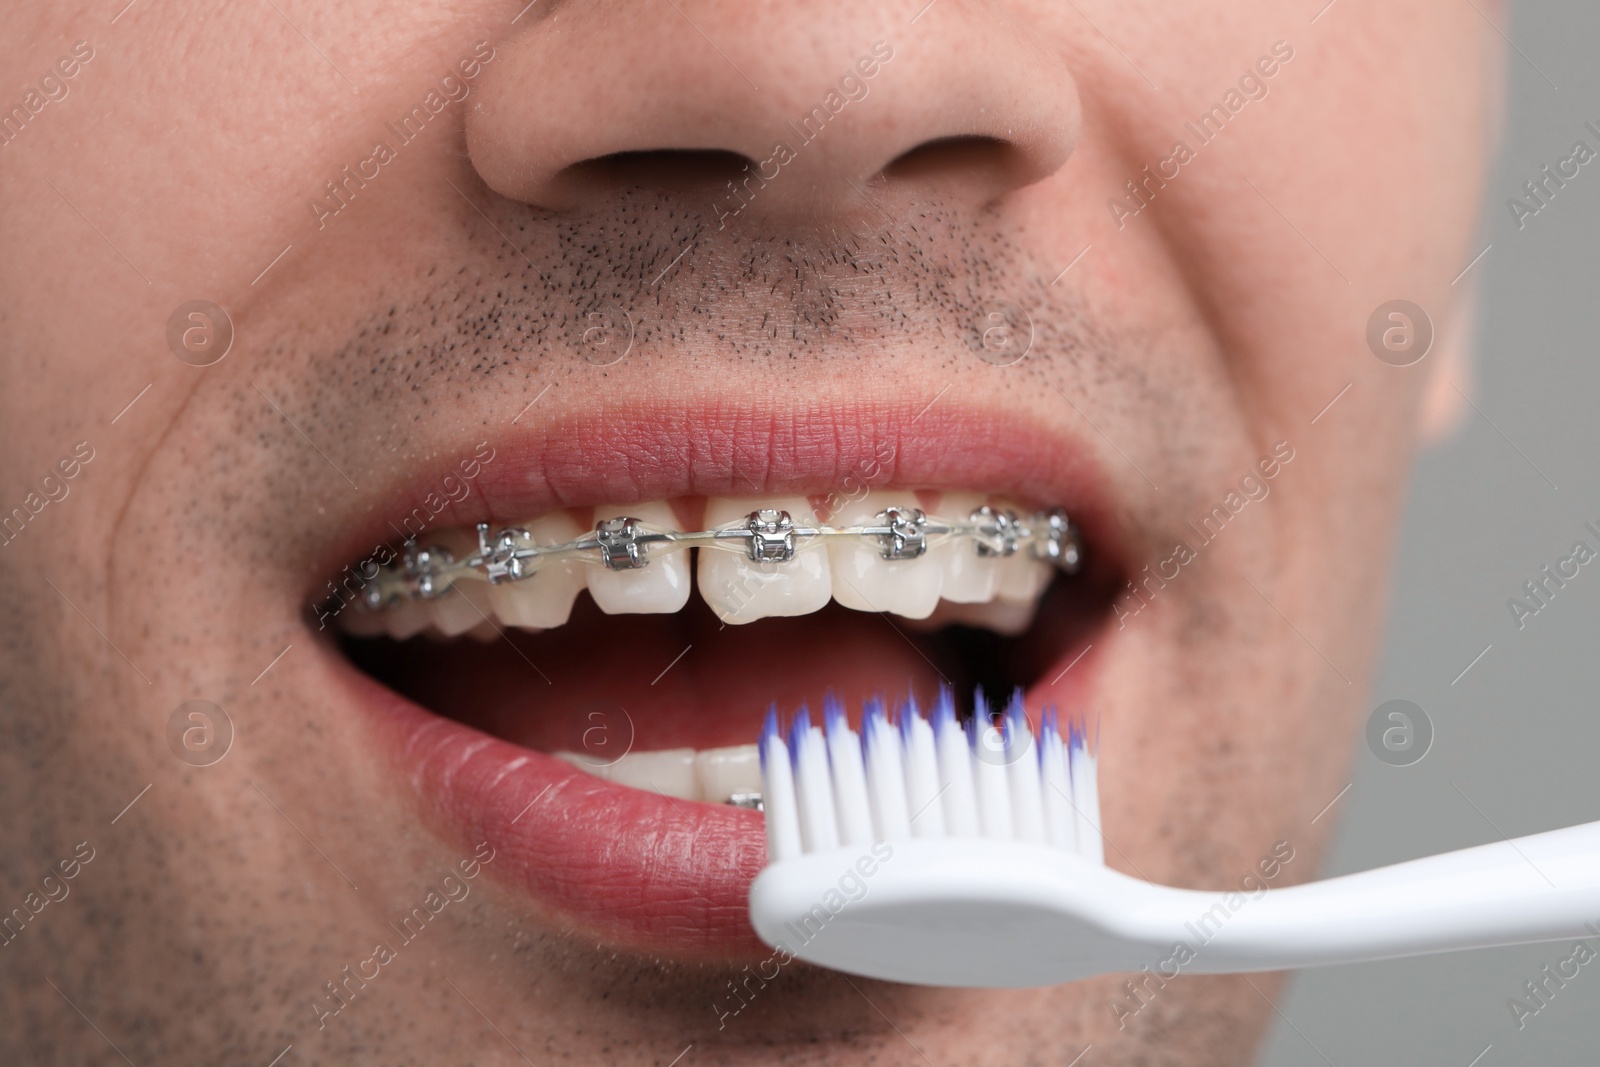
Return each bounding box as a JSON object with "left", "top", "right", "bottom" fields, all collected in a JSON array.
[
  {"left": 760, "top": 704, "right": 780, "bottom": 771},
  {"left": 1004, "top": 688, "right": 1026, "bottom": 726},
  {"left": 823, "top": 692, "right": 847, "bottom": 736},
  {"left": 785, "top": 706, "right": 812, "bottom": 776},
  {"left": 895, "top": 694, "right": 916, "bottom": 744},
  {"left": 759, "top": 688, "right": 1103, "bottom": 864}
]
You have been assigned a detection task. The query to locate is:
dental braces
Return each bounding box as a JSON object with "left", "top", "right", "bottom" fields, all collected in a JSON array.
[{"left": 357, "top": 505, "right": 1083, "bottom": 611}]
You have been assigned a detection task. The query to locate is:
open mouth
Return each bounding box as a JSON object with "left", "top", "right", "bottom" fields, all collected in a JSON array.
[{"left": 318, "top": 406, "right": 1125, "bottom": 959}]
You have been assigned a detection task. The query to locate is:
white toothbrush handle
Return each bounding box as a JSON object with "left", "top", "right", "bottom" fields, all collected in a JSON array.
[{"left": 1185, "top": 820, "right": 1600, "bottom": 972}]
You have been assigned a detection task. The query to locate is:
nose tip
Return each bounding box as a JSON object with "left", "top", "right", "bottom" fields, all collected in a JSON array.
[{"left": 464, "top": 1, "right": 1081, "bottom": 218}]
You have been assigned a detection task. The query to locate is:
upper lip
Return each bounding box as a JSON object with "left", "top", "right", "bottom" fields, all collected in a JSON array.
[
  {"left": 310, "top": 397, "right": 1127, "bottom": 600},
  {"left": 315, "top": 397, "right": 1124, "bottom": 958}
]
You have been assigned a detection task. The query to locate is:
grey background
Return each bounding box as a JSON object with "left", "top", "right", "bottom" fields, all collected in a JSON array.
[{"left": 1258, "top": 2, "right": 1600, "bottom": 1064}]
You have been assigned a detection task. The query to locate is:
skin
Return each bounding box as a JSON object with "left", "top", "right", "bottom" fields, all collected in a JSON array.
[{"left": 0, "top": 1, "right": 1498, "bottom": 1064}]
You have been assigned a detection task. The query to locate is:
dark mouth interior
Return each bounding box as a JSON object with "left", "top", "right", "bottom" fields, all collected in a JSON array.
[
  {"left": 341, "top": 549, "right": 1119, "bottom": 757},
  {"left": 340, "top": 547, "right": 1113, "bottom": 764}
]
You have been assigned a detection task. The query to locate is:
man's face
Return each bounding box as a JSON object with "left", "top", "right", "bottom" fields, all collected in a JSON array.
[{"left": 1, "top": 1, "right": 1494, "bottom": 1063}]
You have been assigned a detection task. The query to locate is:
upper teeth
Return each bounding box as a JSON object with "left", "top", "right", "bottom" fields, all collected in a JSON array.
[{"left": 334, "top": 491, "right": 1080, "bottom": 637}]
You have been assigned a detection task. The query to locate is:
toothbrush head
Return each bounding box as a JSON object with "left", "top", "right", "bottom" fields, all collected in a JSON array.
[
  {"left": 758, "top": 685, "right": 1103, "bottom": 864},
  {"left": 754, "top": 690, "right": 1600, "bottom": 987},
  {"left": 751, "top": 688, "right": 1157, "bottom": 987}
]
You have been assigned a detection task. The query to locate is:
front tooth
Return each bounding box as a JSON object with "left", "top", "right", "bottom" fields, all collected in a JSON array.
[
  {"left": 601, "top": 748, "right": 700, "bottom": 800},
  {"left": 694, "top": 744, "right": 762, "bottom": 801},
  {"left": 586, "top": 502, "right": 692, "bottom": 614},
  {"left": 934, "top": 491, "right": 1001, "bottom": 603},
  {"left": 487, "top": 511, "right": 587, "bottom": 630},
  {"left": 697, "top": 497, "right": 831, "bottom": 624},
  {"left": 828, "top": 491, "right": 943, "bottom": 618}
]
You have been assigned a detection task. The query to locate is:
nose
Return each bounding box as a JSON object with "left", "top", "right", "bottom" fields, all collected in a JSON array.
[{"left": 464, "top": 0, "right": 1081, "bottom": 219}]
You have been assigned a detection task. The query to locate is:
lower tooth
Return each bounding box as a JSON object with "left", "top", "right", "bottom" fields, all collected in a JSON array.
[
  {"left": 586, "top": 502, "right": 693, "bottom": 615},
  {"left": 694, "top": 745, "right": 762, "bottom": 801},
  {"left": 555, "top": 744, "right": 764, "bottom": 803},
  {"left": 597, "top": 748, "right": 699, "bottom": 799}
]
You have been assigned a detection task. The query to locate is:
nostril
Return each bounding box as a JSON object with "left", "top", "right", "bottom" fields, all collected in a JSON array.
[
  {"left": 553, "top": 148, "right": 756, "bottom": 203},
  {"left": 467, "top": 2, "right": 1080, "bottom": 215},
  {"left": 881, "top": 135, "right": 1031, "bottom": 198}
]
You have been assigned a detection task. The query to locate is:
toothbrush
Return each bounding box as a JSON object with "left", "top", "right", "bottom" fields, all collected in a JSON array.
[{"left": 748, "top": 689, "right": 1600, "bottom": 988}]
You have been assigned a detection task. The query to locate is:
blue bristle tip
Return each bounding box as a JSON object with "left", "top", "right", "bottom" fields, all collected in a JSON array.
[
  {"left": 760, "top": 704, "right": 780, "bottom": 767},
  {"left": 823, "top": 693, "right": 847, "bottom": 736},
  {"left": 787, "top": 706, "right": 813, "bottom": 760},
  {"left": 894, "top": 696, "right": 916, "bottom": 742},
  {"left": 1066, "top": 710, "right": 1085, "bottom": 754},
  {"left": 1005, "top": 688, "right": 1027, "bottom": 725}
]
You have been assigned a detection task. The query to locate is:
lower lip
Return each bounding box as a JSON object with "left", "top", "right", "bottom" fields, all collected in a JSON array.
[
  {"left": 339, "top": 662, "right": 770, "bottom": 958},
  {"left": 331, "top": 634, "right": 1099, "bottom": 959}
]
